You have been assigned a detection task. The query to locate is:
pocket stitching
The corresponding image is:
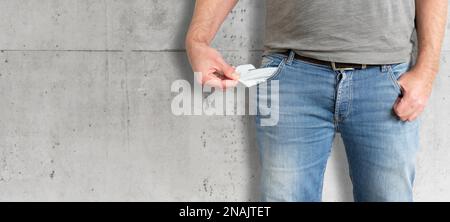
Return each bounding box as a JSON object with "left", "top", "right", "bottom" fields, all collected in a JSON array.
[
  {"left": 387, "top": 66, "right": 402, "bottom": 94},
  {"left": 260, "top": 56, "right": 275, "bottom": 68},
  {"left": 265, "top": 57, "right": 287, "bottom": 81}
]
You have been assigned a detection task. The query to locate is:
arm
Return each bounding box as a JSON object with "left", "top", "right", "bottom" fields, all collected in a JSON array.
[
  {"left": 395, "top": 0, "right": 448, "bottom": 121},
  {"left": 185, "top": 0, "right": 240, "bottom": 89}
]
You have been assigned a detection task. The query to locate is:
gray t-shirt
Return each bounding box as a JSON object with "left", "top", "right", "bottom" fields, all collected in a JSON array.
[{"left": 264, "top": 0, "right": 416, "bottom": 64}]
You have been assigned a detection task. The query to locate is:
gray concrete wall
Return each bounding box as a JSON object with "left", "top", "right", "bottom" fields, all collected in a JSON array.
[{"left": 0, "top": 0, "right": 449, "bottom": 201}]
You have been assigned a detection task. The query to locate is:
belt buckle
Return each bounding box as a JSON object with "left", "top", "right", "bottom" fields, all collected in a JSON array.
[
  {"left": 331, "top": 62, "right": 367, "bottom": 71},
  {"left": 331, "top": 62, "right": 354, "bottom": 71}
]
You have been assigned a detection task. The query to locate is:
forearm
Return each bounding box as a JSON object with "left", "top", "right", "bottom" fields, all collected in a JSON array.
[
  {"left": 414, "top": 0, "right": 448, "bottom": 76},
  {"left": 394, "top": 0, "right": 448, "bottom": 121},
  {"left": 186, "top": 0, "right": 238, "bottom": 47}
]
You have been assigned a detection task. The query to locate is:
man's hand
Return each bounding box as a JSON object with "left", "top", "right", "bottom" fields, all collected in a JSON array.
[
  {"left": 186, "top": 41, "right": 239, "bottom": 90},
  {"left": 394, "top": 68, "right": 435, "bottom": 121},
  {"left": 395, "top": 0, "right": 448, "bottom": 121},
  {"left": 185, "top": 0, "right": 239, "bottom": 90}
]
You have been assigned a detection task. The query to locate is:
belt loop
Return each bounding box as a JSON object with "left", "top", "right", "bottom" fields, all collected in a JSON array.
[
  {"left": 286, "top": 50, "right": 295, "bottom": 65},
  {"left": 381, "top": 65, "right": 389, "bottom": 72}
]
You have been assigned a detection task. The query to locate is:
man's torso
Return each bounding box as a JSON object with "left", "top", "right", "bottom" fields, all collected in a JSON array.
[{"left": 264, "top": 0, "right": 416, "bottom": 64}]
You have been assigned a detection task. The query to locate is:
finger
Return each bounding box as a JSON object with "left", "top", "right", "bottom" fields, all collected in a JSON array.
[
  {"left": 217, "top": 57, "right": 240, "bottom": 80},
  {"left": 203, "top": 75, "right": 225, "bottom": 89},
  {"left": 195, "top": 69, "right": 218, "bottom": 84},
  {"left": 222, "top": 79, "right": 239, "bottom": 89},
  {"left": 407, "top": 107, "right": 425, "bottom": 122},
  {"left": 394, "top": 97, "right": 417, "bottom": 115},
  {"left": 392, "top": 97, "right": 403, "bottom": 120},
  {"left": 204, "top": 80, "right": 224, "bottom": 90},
  {"left": 394, "top": 98, "right": 416, "bottom": 121},
  {"left": 396, "top": 108, "right": 416, "bottom": 121}
]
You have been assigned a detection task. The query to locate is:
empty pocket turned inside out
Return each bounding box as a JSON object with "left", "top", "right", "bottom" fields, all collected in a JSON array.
[{"left": 236, "top": 64, "right": 278, "bottom": 87}]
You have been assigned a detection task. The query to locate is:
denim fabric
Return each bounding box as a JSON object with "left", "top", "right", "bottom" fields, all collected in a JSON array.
[{"left": 256, "top": 51, "right": 420, "bottom": 202}]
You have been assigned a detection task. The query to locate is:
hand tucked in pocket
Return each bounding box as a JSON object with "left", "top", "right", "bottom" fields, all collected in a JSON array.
[{"left": 394, "top": 68, "right": 435, "bottom": 121}]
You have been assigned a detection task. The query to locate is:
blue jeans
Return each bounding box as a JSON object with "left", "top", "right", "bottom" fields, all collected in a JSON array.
[{"left": 256, "top": 50, "right": 420, "bottom": 202}]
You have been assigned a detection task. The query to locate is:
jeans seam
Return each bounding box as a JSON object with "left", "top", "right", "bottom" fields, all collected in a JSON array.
[
  {"left": 318, "top": 147, "right": 332, "bottom": 201},
  {"left": 266, "top": 57, "right": 288, "bottom": 81},
  {"left": 342, "top": 75, "right": 353, "bottom": 121},
  {"left": 334, "top": 72, "right": 344, "bottom": 126},
  {"left": 387, "top": 65, "right": 402, "bottom": 94}
]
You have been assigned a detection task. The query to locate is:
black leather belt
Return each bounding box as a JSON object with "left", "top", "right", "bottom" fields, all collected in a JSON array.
[{"left": 281, "top": 51, "right": 380, "bottom": 71}]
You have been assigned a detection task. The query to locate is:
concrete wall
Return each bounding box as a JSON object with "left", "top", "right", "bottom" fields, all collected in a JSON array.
[{"left": 0, "top": 0, "right": 449, "bottom": 201}]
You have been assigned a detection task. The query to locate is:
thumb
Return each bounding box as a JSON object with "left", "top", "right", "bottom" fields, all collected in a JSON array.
[{"left": 218, "top": 58, "right": 240, "bottom": 80}]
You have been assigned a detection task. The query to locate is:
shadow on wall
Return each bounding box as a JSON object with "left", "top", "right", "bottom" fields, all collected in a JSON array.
[{"left": 173, "top": 0, "right": 353, "bottom": 202}]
